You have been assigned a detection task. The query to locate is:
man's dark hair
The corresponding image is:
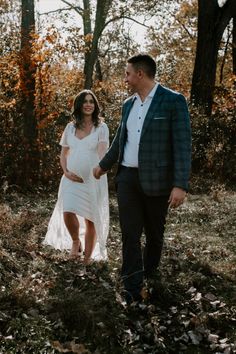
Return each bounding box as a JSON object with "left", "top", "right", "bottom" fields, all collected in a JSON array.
[{"left": 127, "top": 54, "right": 156, "bottom": 78}]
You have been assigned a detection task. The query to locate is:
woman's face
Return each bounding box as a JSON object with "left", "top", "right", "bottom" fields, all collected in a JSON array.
[{"left": 82, "top": 94, "right": 95, "bottom": 117}]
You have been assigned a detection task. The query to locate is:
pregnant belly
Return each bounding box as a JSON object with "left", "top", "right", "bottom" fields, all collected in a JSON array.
[{"left": 67, "top": 153, "right": 91, "bottom": 181}]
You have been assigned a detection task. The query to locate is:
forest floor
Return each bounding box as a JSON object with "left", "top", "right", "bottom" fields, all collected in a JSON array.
[{"left": 0, "top": 179, "right": 235, "bottom": 354}]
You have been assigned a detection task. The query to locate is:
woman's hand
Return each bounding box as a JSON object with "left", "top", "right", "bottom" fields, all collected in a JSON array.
[{"left": 64, "top": 170, "right": 84, "bottom": 183}]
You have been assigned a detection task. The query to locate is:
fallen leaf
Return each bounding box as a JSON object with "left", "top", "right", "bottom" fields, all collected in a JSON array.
[
  {"left": 188, "top": 330, "right": 202, "bottom": 345},
  {"left": 205, "top": 293, "right": 217, "bottom": 301},
  {"left": 187, "top": 286, "right": 197, "bottom": 294},
  {"left": 207, "top": 333, "right": 219, "bottom": 343},
  {"left": 194, "top": 292, "right": 202, "bottom": 301}
]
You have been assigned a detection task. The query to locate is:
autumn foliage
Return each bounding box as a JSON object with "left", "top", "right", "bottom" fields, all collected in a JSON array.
[{"left": 0, "top": 0, "right": 235, "bottom": 190}]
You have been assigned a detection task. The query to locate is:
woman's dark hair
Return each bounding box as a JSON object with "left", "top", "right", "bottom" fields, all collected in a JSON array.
[
  {"left": 127, "top": 53, "right": 156, "bottom": 79},
  {"left": 72, "top": 90, "right": 100, "bottom": 128}
]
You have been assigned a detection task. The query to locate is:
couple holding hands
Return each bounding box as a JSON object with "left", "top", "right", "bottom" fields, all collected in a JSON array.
[{"left": 43, "top": 53, "right": 191, "bottom": 304}]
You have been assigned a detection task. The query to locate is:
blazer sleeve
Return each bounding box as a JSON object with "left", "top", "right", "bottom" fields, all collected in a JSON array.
[
  {"left": 99, "top": 96, "right": 136, "bottom": 171},
  {"left": 99, "top": 123, "right": 121, "bottom": 171},
  {"left": 171, "top": 94, "right": 191, "bottom": 191}
]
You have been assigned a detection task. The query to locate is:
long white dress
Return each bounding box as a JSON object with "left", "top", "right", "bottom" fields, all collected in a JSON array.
[{"left": 43, "top": 121, "right": 109, "bottom": 260}]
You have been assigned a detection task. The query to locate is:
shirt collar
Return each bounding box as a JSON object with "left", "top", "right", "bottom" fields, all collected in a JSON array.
[
  {"left": 134, "top": 82, "right": 159, "bottom": 101},
  {"left": 148, "top": 82, "right": 159, "bottom": 98}
]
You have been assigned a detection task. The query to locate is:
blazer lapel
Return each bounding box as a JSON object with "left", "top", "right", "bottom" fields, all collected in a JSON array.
[
  {"left": 140, "top": 85, "right": 165, "bottom": 139},
  {"left": 122, "top": 96, "right": 136, "bottom": 125},
  {"left": 119, "top": 95, "right": 136, "bottom": 144}
]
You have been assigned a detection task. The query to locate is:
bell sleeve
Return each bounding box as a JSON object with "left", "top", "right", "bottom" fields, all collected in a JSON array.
[
  {"left": 59, "top": 123, "right": 70, "bottom": 147},
  {"left": 97, "top": 122, "right": 109, "bottom": 160}
]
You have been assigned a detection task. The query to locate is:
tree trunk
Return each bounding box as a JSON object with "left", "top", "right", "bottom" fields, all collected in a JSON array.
[
  {"left": 233, "top": 16, "right": 236, "bottom": 75},
  {"left": 95, "top": 58, "right": 103, "bottom": 81},
  {"left": 220, "top": 25, "right": 231, "bottom": 84},
  {"left": 83, "top": 0, "right": 93, "bottom": 89},
  {"left": 83, "top": 0, "right": 112, "bottom": 88},
  {"left": 20, "top": 0, "right": 39, "bottom": 186},
  {"left": 191, "top": 0, "right": 236, "bottom": 115}
]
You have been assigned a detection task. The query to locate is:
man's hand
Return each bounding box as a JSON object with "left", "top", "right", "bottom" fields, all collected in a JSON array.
[
  {"left": 93, "top": 165, "right": 106, "bottom": 179},
  {"left": 168, "top": 187, "right": 186, "bottom": 208}
]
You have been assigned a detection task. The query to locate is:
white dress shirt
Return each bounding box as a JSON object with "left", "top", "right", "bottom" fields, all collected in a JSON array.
[{"left": 122, "top": 83, "right": 159, "bottom": 167}]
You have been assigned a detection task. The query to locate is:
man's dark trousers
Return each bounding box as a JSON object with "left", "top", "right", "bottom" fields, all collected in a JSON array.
[{"left": 116, "top": 166, "right": 169, "bottom": 299}]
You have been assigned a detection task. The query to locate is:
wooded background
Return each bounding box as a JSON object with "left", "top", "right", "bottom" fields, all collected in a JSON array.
[{"left": 1, "top": 0, "right": 235, "bottom": 190}]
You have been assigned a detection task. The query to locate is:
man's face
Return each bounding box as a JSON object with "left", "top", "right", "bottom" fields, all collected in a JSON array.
[{"left": 124, "top": 63, "right": 140, "bottom": 93}]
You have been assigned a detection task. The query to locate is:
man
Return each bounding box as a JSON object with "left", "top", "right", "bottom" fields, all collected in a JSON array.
[{"left": 93, "top": 54, "right": 191, "bottom": 304}]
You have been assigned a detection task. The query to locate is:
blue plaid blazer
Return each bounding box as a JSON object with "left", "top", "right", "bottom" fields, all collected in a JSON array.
[{"left": 100, "top": 84, "right": 191, "bottom": 196}]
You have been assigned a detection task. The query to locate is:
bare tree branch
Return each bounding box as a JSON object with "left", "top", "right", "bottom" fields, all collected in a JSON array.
[
  {"left": 175, "top": 17, "right": 194, "bottom": 40},
  {"left": 61, "top": 0, "right": 84, "bottom": 16},
  {"left": 39, "top": 6, "right": 74, "bottom": 16},
  {"left": 164, "top": 8, "right": 194, "bottom": 40},
  {"left": 39, "top": 0, "right": 84, "bottom": 17},
  {"left": 104, "top": 15, "right": 149, "bottom": 32}
]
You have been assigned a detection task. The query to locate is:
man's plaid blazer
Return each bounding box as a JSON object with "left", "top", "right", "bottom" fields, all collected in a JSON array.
[{"left": 99, "top": 84, "right": 191, "bottom": 196}]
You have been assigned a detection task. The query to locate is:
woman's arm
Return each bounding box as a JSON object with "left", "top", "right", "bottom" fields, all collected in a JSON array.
[
  {"left": 60, "top": 146, "right": 69, "bottom": 174},
  {"left": 97, "top": 142, "right": 108, "bottom": 160}
]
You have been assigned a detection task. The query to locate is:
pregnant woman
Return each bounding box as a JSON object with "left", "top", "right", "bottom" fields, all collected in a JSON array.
[{"left": 43, "top": 90, "right": 109, "bottom": 265}]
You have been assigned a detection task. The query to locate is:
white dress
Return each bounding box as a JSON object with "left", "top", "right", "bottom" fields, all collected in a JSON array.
[{"left": 43, "top": 121, "right": 109, "bottom": 260}]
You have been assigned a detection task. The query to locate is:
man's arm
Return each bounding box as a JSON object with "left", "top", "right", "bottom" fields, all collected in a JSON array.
[
  {"left": 172, "top": 94, "right": 191, "bottom": 191},
  {"left": 169, "top": 94, "right": 191, "bottom": 207}
]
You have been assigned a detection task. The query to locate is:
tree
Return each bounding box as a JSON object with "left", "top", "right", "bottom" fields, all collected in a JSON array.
[
  {"left": 20, "top": 0, "right": 39, "bottom": 184},
  {"left": 0, "top": 0, "right": 20, "bottom": 55},
  {"left": 191, "top": 0, "right": 236, "bottom": 115},
  {"left": 58, "top": 0, "right": 112, "bottom": 88},
  {"left": 40, "top": 0, "right": 150, "bottom": 89},
  {"left": 82, "top": 0, "right": 112, "bottom": 88},
  {"left": 145, "top": 0, "right": 197, "bottom": 95},
  {"left": 233, "top": 16, "right": 236, "bottom": 75}
]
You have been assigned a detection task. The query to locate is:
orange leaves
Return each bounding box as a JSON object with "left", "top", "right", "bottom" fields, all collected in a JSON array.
[
  {"left": 37, "top": 112, "right": 59, "bottom": 129},
  {"left": 33, "top": 53, "right": 44, "bottom": 64},
  {"left": 45, "top": 33, "right": 57, "bottom": 44},
  {"left": 84, "top": 33, "right": 93, "bottom": 43},
  {"left": 50, "top": 341, "right": 90, "bottom": 353},
  {"left": 0, "top": 53, "right": 20, "bottom": 110},
  {"left": 178, "top": 0, "right": 198, "bottom": 19},
  {"left": 0, "top": 99, "right": 16, "bottom": 110}
]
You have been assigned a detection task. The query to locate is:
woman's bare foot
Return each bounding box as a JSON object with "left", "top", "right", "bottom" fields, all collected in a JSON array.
[
  {"left": 83, "top": 257, "right": 93, "bottom": 266},
  {"left": 69, "top": 240, "right": 82, "bottom": 259},
  {"left": 78, "top": 242, "right": 83, "bottom": 257}
]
